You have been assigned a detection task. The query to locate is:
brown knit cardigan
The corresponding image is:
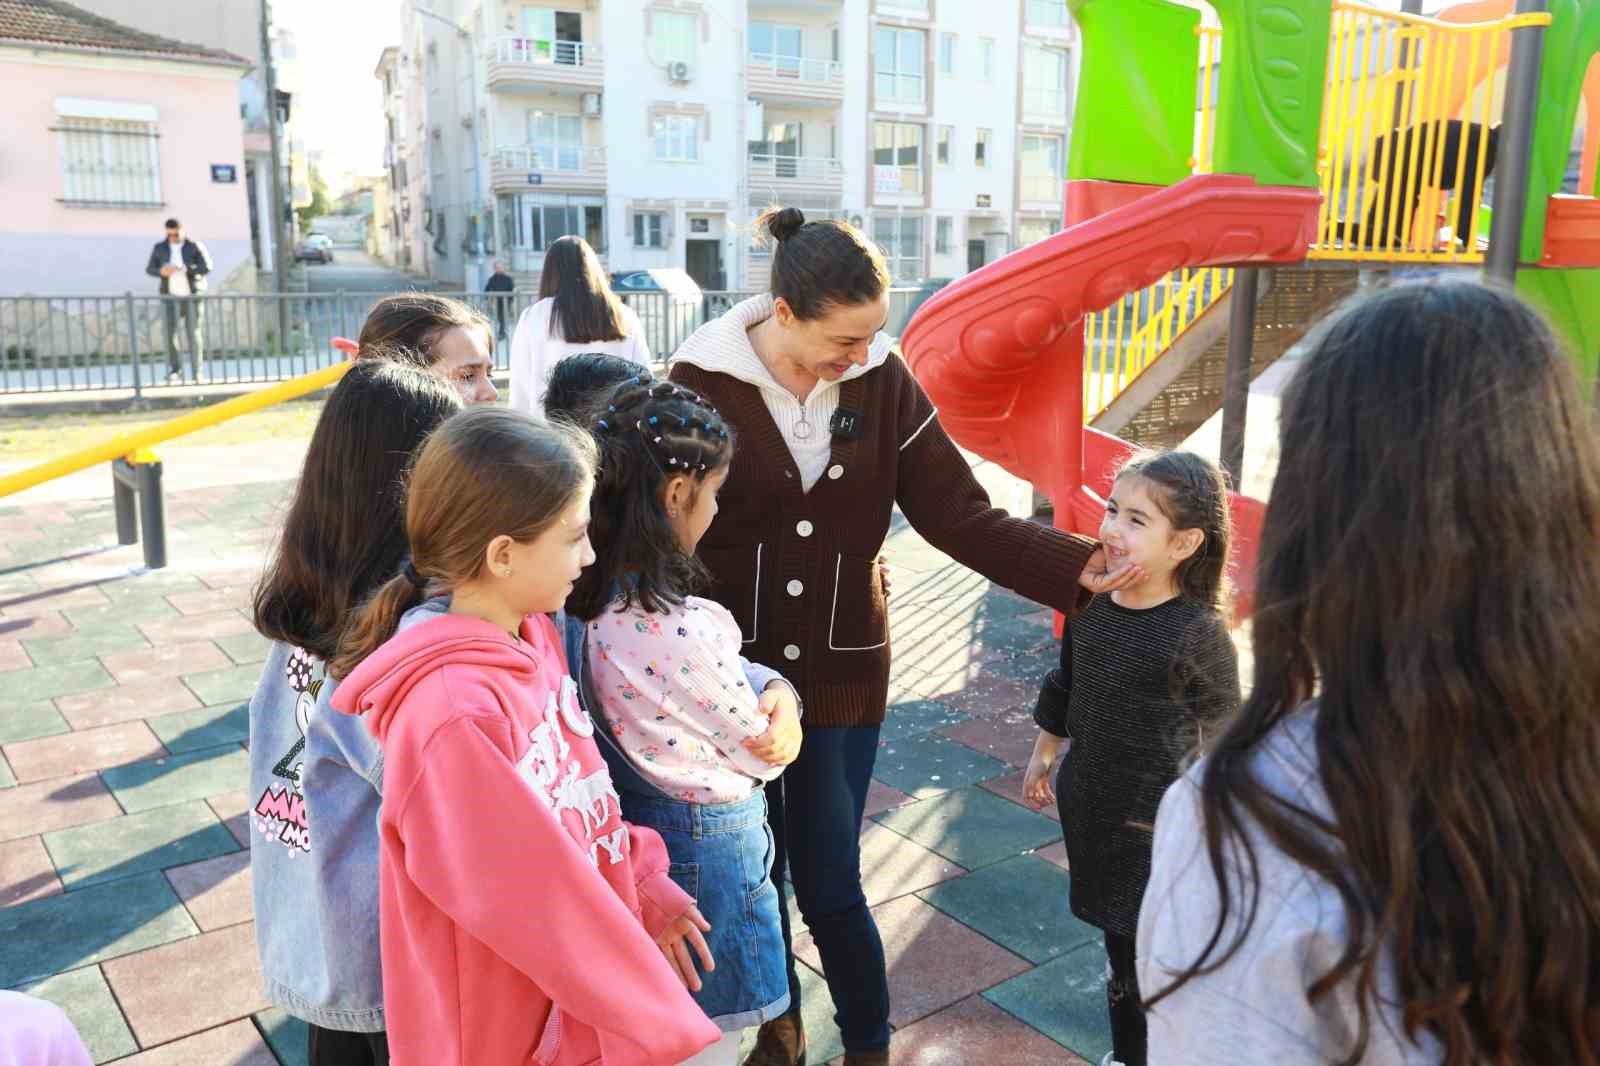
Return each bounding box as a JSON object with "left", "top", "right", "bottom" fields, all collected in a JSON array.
[{"left": 670, "top": 352, "right": 1096, "bottom": 728}]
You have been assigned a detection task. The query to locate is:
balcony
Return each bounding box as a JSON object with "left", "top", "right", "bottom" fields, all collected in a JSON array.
[
  {"left": 490, "top": 144, "right": 606, "bottom": 193},
  {"left": 486, "top": 37, "right": 603, "bottom": 93},
  {"left": 1020, "top": 173, "right": 1065, "bottom": 210},
  {"left": 746, "top": 53, "right": 844, "bottom": 105},
  {"left": 748, "top": 153, "right": 844, "bottom": 196}
]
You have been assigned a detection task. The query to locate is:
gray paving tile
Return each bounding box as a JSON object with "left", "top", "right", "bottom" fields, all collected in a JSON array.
[
  {"left": 254, "top": 1007, "right": 311, "bottom": 1066},
  {"left": 873, "top": 787, "right": 1062, "bottom": 870},
  {"left": 62, "top": 598, "right": 178, "bottom": 629},
  {"left": 4, "top": 660, "right": 116, "bottom": 704},
  {"left": 872, "top": 733, "right": 1011, "bottom": 799},
  {"left": 982, "top": 940, "right": 1112, "bottom": 1063},
  {"left": 0, "top": 701, "right": 71, "bottom": 746},
  {"left": 44, "top": 799, "right": 238, "bottom": 890},
  {"left": 0, "top": 870, "right": 198, "bottom": 987},
  {"left": 146, "top": 702, "right": 249, "bottom": 754},
  {"left": 917, "top": 854, "right": 1101, "bottom": 964},
  {"left": 880, "top": 698, "right": 971, "bottom": 741},
  {"left": 0, "top": 756, "right": 13, "bottom": 789},
  {"left": 21, "top": 625, "right": 149, "bottom": 667},
  {"left": 20, "top": 965, "right": 138, "bottom": 1063},
  {"left": 181, "top": 664, "right": 262, "bottom": 707},
  {"left": 98, "top": 743, "right": 250, "bottom": 814},
  {"left": 214, "top": 631, "right": 272, "bottom": 666}
]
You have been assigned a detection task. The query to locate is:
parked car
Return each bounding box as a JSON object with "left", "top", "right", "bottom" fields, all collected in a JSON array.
[
  {"left": 295, "top": 234, "right": 334, "bottom": 264},
  {"left": 610, "top": 268, "right": 703, "bottom": 356}
]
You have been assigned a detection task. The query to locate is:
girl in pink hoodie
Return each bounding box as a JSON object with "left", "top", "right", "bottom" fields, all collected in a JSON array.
[{"left": 330, "top": 407, "right": 721, "bottom": 1066}]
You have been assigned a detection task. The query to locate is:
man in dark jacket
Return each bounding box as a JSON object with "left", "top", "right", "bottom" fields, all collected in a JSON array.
[
  {"left": 484, "top": 259, "right": 515, "bottom": 340},
  {"left": 145, "top": 218, "right": 212, "bottom": 382}
]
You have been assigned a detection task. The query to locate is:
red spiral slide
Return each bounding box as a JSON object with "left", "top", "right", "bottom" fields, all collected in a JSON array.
[{"left": 900, "top": 174, "right": 1323, "bottom": 620}]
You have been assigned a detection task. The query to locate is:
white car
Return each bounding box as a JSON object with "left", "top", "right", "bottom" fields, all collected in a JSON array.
[{"left": 610, "top": 268, "right": 704, "bottom": 357}]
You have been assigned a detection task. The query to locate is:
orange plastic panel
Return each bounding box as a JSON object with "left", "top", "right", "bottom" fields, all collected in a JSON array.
[
  {"left": 1064, "top": 179, "right": 1166, "bottom": 226},
  {"left": 1542, "top": 194, "right": 1600, "bottom": 265}
]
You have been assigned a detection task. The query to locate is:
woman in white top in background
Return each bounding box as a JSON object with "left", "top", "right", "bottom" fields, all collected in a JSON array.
[{"left": 508, "top": 235, "right": 652, "bottom": 414}]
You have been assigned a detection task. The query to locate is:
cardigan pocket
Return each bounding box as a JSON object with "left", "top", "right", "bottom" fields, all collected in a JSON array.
[
  {"left": 827, "top": 553, "right": 888, "bottom": 651},
  {"left": 700, "top": 543, "right": 764, "bottom": 645}
]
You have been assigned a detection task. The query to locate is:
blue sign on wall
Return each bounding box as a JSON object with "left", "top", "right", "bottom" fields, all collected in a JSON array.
[
  {"left": 211, "top": 164, "right": 238, "bottom": 184},
  {"left": 527, "top": 173, "right": 543, "bottom": 185}
]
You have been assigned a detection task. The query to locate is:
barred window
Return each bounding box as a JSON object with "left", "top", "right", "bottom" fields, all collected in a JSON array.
[{"left": 55, "top": 117, "right": 162, "bottom": 208}]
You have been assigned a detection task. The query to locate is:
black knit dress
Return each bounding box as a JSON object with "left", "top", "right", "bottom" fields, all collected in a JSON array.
[{"left": 1033, "top": 594, "right": 1240, "bottom": 938}]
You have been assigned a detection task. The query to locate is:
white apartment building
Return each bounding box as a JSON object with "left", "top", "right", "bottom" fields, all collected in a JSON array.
[{"left": 384, "top": 0, "right": 1077, "bottom": 292}]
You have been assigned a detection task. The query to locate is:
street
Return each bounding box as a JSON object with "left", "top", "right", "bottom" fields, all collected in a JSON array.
[{"left": 301, "top": 246, "right": 419, "bottom": 294}]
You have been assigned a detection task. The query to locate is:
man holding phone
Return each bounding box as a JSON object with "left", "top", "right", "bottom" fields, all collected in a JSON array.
[{"left": 145, "top": 217, "right": 211, "bottom": 383}]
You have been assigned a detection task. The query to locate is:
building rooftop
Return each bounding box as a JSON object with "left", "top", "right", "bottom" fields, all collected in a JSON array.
[{"left": 0, "top": 0, "right": 251, "bottom": 67}]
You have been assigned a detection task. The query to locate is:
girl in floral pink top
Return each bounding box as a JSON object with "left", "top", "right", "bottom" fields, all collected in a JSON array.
[{"left": 568, "top": 378, "right": 801, "bottom": 1066}]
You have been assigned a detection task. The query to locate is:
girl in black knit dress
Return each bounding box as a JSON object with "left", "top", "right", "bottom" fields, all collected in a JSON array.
[{"left": 1022, "top": 450, "right": 1241, "bottom": 1066}]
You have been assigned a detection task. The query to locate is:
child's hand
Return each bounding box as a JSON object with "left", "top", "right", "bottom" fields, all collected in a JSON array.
[
  {"left": 655, "top": 904, "right": 714, "bottom": 992},
  {"left": 745, "top": 686, "right": 802, "bottom": 765},
  {"left": 1079, "top": 545, "right": 1145, "bottom": 596},
  {"left": 1023, "top": 752, "right": 1056, "bottom": 809}
]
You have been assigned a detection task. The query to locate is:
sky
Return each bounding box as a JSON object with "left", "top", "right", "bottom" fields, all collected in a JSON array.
[{"left": 275, "top": 0, "right": 402, "bottom": 189}]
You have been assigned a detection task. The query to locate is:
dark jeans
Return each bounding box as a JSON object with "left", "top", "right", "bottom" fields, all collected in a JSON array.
[
  {"left": 307, "top": 1025, "right": 388, "bottom": 1066},
  {"left": 768, "top": 724, "right": 890, "bottom": 1053},
  {"left": 162, "top": 297, "right": 204, "bottom": 377},
  {"left": 1104, "top": 932, "right": 1146, "bottom": 1066}
]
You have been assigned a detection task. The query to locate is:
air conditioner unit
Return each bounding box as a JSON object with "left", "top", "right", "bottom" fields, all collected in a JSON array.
[
  {"left": 668, "top": 60, "right": 692, "bottom": 82},
  {"left": 581, "top": 92, "right": 602, "bottom": 116}
]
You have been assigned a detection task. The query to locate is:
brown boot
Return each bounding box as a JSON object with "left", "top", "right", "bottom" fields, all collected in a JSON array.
[
  {"left": 841, "top": 1052, "right": 889, "bottom": 1066},
  {"left": 742, "top": 1009, "right": 806, "bottom": 1066}
]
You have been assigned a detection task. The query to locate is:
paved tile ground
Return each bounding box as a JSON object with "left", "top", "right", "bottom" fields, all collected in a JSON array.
[{"left": 0, "top": 410, "right": 1275, "bottom": 1064}]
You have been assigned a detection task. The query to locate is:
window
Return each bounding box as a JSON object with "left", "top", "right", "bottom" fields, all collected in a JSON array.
[
  {"left": 938, "top": 33, "right": 956, "bottom": 76},
  {"left": 1024, "top": 45, "right": 1070, "bottom": 117},
  {"left": 750, "top": 21, "right": 803, "bottom": 74},
  {"left": 652, "top": 11, "right": 697, "bottom": 65},
  {"left": 872, "top": 214, "right": 924, "bottom": 281},
  {"left": 1026, "top": 0, "right": 1070, "bottom": 26},
  {"left": 527, "top": 111, "right": 583, "bottom": 170},
  {"left": 654, "top": 114, "right": 700, "bottom": 161},
  {"left": 511, "top": 195, "right": 605, "bottom": 259},
  {"left": 979, "top": 37, "right": 995, "bottom": 81},
  {"left": 1018, "top": 217, "right": 1061, "bottom": 246},
  {"left": 936, "top": 125, "right": 952, "bottom": 166},
  {"left": 634, "top": 211, "right": 666, "bottom": 248},
  {"left": 975, "top": 128, "right": 990, "bottom": 168},
  {"left": 873, "top": 121, "right": 923, "bottom": 195},
  {"left": 935, "top": 216, "right": 953, "bottom": 254},
  {"left": 1021, "top": 134, "right": 1064, "bottom": 202},
  {"left": 56, "top": 116, "right": 163, "bottom": 207},
  {"left": 874, "top": 27, "right": 925, "bottom": 105},
  {"left": 520, "top": 7, "right": 584, "bottom": 64}
]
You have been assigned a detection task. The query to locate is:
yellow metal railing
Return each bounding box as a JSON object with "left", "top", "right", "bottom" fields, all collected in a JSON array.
[
  {"left": 0, "top": 361, "right": 351, "bottom": 499},
  {"left": 1310, "top": 3, "right": 1551, "bottom": 263},
  {"left": 1083, "top": 25, "right": 1231, "bottom": 422}
]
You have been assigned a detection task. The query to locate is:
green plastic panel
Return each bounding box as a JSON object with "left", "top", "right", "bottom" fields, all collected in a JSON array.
[
  {"left": 1519, "top": 0, "right": 1600, "bottom": 263},
  {"left": 1517, "top": 268, "right": 1600, "bottom": 382},
  {"left": 1066, "top": 0, "right": 1201, "bottom": 186},
  {"left": 1208, "top": 0, "right": 1333, "bottom": 188}
]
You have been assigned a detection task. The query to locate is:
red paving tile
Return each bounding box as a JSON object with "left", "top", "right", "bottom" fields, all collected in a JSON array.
[
  {"left": 2, "top": 721, "right": 167, "bottom": 784},
  {"left": 0, "top": 640, "right": 31, "bottom": 673},
  {"left": 136, "top": 610, "right": 254, "bottom": 645},
  {"left": 888, "top": 995, "right": 1093, "bottom": 1065},
  {"left": 858, "top": 824, "right": 966, "bottom": 907},
  {"left": 99, "top": 640, "right": 232, "bottom": 685},
  {"left": 196, "top": 568, "right": 262, "bottom": 591},
  {"left": 938, "top": 713, "right": 1039, "bottom": 768},
  {"left": 796, "top": 895, "right": 1031, "bottom": 1030},
  {"left": 54, "top": 677, "right": 203, "bottom": 730},
  {"left": 108, "top": 1019, "right": 278, "bottom": 1066},
  {"left": 165, "top": 851, "right": 252, "bottom": 931},
  {"left": 863, "top": 778, "right": 914, "bottom": 820},
  {"left": 0, "top": 584, "right": 111, "bottom": 617},
  {"left": 102, "top": 923, "right": 270, "bottom": 1048},
  {"left": 0, "top": 772, "right": 122, "bottom": 842},
  {"left": 0, "top": 835, "right": 63, "bottom": 906},
  {"left": 0, "top": 611, "right": 75, "bottom": 640},
  {"left": 166, "top": 586, "right": 253, "bottom": 616},
  {"left": 207, "top": 791, "right": 253, "bottom": 848},
  {"left": 980, "top": 771, "right": 1061, "bottom": 822},
  {"left": 1034, "top": 841, "right": 1069, "bottom": 871}
]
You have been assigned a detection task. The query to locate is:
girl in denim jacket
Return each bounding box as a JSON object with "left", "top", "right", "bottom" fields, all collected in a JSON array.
[{"left": 568, "top": 379, "right": 803, "bottom": 1066}]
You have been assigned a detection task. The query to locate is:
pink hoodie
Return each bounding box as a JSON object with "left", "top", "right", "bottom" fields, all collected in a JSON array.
[{"left": 331, "top": 610, "right": 720, "bottom": 1066}]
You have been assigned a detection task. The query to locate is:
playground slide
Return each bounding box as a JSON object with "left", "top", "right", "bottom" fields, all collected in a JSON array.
[{"left": 900, "top": 173, "right": 1322, "bottom": 619}]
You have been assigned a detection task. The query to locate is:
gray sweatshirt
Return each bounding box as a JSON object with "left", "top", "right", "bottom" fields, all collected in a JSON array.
[{"left": 1137, "top": 708, "right": 1443, "bottom": 1065}]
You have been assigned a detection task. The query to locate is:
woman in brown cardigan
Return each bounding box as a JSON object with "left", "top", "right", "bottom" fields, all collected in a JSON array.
[{"left": 670, "top": 207, "right": 1138, "bottom": 1066}]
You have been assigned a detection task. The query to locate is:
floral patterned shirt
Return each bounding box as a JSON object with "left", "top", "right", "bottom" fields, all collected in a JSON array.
[{"left": 587, "top": 595, "right": 785, "bottom": 804}]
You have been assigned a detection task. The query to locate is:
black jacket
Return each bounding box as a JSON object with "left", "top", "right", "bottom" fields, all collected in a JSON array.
[
  {"left": 484, "top": 271, "right": 515, "bottom": 293},
  {"left": 145, "top": 239, "right": 212, "bottom": 295}
]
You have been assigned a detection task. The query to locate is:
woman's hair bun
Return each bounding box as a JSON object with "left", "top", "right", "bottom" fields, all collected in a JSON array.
[{"left": 761, "top": 206, "right": 806, "bottom": 244}]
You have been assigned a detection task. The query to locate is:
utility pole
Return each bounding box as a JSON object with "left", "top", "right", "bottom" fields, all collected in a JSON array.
[
  {"left": 260, "top": 0, "right": 290, "bottom": 344},
  {"left": 416, "top": 5, "right": 483, "bottom": 292}
]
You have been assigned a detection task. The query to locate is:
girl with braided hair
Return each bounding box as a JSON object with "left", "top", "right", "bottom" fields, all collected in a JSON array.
[{"left": 569, "top": 378, "right": 804, "bottom": 1066}]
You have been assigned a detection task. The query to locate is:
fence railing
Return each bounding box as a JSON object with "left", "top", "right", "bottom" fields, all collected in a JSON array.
[
  {"left": 492, "top": 36, "right": 601, "bottom": 68},
  {"left": 0, "top": 286, "right": 942, "bottom": 397},
  {"left": 747, "top": 53, "right": 844, "bottom": 84},
  {"left": 747, "top": 153, "right": 844, "bottom": 183}
]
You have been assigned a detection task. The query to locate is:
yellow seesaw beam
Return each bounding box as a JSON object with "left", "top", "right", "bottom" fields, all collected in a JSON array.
[{"left": 0, "top": 361, "right": 352, "bottom": 499}]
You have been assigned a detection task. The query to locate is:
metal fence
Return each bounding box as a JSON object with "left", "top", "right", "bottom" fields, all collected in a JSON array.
[{"left": 0, "top": 285, "right": 943, "bottom": 397}]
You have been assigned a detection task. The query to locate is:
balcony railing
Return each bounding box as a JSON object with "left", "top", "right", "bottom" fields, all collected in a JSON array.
[
  {"left": 747, "top": 53, "right": 844, "bottom": 84},
  {"left": 1020, "top": 173, "right": 1064, "bottom": 204},
  {"left": 491, "top": 144, "right": 606, "bottom": 189},
  {"left": 748, "top": 154, "right": 844, "bottom": 185},
  {"left": 492, "top": 37, "right": 601, "bottom": 67}
]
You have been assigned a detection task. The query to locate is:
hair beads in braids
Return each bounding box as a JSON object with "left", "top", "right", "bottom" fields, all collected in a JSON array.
[{"left": 569, "top": 379, "right": 737, "bottom": 621}]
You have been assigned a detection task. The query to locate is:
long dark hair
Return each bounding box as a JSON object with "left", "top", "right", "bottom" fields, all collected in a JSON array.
[
  {"left": 1148, "top": 282, "right": 1600, "bottom": 1064},
  {"left": 1116, "top": 450, "right": 1232, "bottom": 611},
  {"left": 756, "top": 205, "right": 889, "bottom": 319},
  {"left": 539, "top": 235, "right": 627, "bottom": 343},
  {"left": 332, "top": 408, "right": 596, "bottom": 679},
  {"left": 356, "top": 292, "right": 492, "bottom": 365},
  {"left": 253, "top": 361, "right": 462, "bottom": 661},
  {"left": 543, "top": 353, "right": 651, "bottom": 425},
  {"left": 567, "top": 379, "right": 734, "bottom": 621}
]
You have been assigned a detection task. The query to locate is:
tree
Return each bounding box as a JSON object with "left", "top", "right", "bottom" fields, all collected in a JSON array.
[{"left": 296, "top": 165, "right": 331, "bottom": 232}]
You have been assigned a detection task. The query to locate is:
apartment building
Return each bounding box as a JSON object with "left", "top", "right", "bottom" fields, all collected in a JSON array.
[{"left": 384, "top": 0, "right": 1076, "bottom": 292}]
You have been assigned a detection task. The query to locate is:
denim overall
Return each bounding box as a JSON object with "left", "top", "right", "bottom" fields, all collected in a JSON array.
[{"left": 561, "top": 615, "right": 790, "bottom": 1031}]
